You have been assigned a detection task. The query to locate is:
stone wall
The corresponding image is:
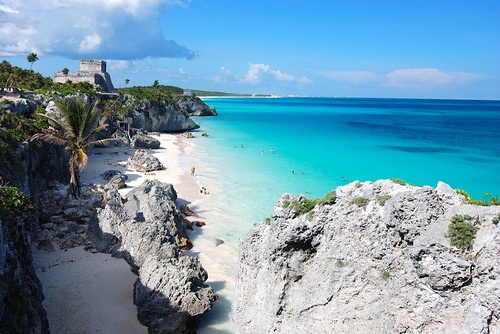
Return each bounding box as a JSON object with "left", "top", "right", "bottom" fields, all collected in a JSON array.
[{"left": 54, "top": 59, "right": 115, "bottom": 93}]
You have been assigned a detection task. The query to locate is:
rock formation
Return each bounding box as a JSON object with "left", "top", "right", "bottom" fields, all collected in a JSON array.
[
  {"left": 87, "top": 179, "right": 216, "bottom": 334},
  {"left": 131, "top": 134, "right": 161, "bottom": 149},
  {"left": 125, "top": 97, "right": 200, "bottom": 132},
  {"left": 232, "top": 180, "right": 500, "bottom": 334},
  {"left": 0, "top": 211, "right": 49, "bottom": 333},
  {"left": 174, "top": 96, "right": 218, "bottom": 116}
]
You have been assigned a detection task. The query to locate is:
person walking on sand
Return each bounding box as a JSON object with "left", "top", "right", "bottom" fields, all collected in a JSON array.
[{"left": 191, "top": 166, "right": 195, "bottom": 176}]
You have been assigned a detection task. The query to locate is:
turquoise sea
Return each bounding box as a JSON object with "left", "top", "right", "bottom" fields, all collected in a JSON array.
[{"left": 184, "top": 97, "right": 500, "bottom": 333}]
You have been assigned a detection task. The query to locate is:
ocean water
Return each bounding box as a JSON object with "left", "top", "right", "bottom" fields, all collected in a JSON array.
[{"left": 183, "top": 97, "right": 500, "bottom": 333}]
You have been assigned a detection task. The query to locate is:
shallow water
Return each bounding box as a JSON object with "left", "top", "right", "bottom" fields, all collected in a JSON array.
[{"left": 187, "top": 97, "right": 500, "bottom": 332}]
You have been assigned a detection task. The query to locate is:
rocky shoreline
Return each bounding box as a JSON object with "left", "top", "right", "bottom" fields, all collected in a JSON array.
[{"left": 232, "top": 180, "right": 500, "bottom": 333}]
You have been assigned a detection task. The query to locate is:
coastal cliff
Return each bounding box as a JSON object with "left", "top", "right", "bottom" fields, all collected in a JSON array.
[
  {"left": 0, "top": 92, "right": 217, "bottom": 333},
  {"left": 88, "top": 179, "right": 216, "bottom": 334},
  {"left": 233, "top": 180, "right": 500, "bottom": 333}
]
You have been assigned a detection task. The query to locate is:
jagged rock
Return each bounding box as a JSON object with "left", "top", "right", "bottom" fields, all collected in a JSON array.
[
  {"left": 88, "top": 179, "right": 216, "bottom": 334},
  {"left": 174, "top": 96, "right": 218, "bottom": 116},
  {"left": 125, "top": 97, "right": 200, "bottom": 132},
  {"left": 195, "top": 221, "right": 206, "bottom": 227},
  {"left": 180, "top": 204, "right": 198, "bottom": 217},
  {"left": 131, "top": 134, "right": 160, "bottom": 149},
  {"left": 100, "top": 170, "right": 126, "bottom": 181},
  {"left": 233, "top": 180, "right": 500, "bottom": 334},
  {"left": 0, "top": 216, "right": 50, "bottom": 333},
  {"left": 104, "top": 174, "right": 127, "bottom": 190},
  {"left": 126, "top": 149, "right": 164, "bottom": 172},
  {"left": 215, "top": 239, "right": 225, "bottom": 246}
]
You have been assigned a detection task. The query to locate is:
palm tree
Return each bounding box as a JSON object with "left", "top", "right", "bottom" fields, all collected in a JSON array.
[
  {"left": 32, "top": 96, "right": 115, "bottom": 199},
  {"left": 27, "top": 52, "right": 38, "bottom": 70},
  {"left": 125, "top": 78, "right": 130, "bottom": 86}
]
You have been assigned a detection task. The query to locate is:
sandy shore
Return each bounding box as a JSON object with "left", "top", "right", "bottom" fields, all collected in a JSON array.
[{"left": 33, "top": 133, "right": 206, "bottom": 334}]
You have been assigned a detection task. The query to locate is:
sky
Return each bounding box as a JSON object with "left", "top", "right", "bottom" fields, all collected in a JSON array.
[{"left": 1, "top": 0, "right": 499, "bottom": 99}]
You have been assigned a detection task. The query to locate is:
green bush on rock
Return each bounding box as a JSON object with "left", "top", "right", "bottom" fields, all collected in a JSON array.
[{"left": 446, "top": 214, "right": 478, "bottom": 250}]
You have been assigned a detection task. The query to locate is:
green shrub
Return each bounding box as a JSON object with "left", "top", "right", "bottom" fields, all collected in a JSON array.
[
  {"left": 492, "top": 214, "right": 499, "bottom": 225},
  {"left": 378, "top": 194, "right": 392, "bottom": 206},
  {"left": 446, "top": 214, "right": 478, "bottom": 249},
  {"left": 390, "top": 178, "right": 406, "bottom": 186},
  {"left": 292, "top": 198, "right": 319, "bottom": 215},
  {"left": 350, "top": 197, "right": 369, "bottom": 209},
  {"left": 456, "top": 189, "right": 500, "bottom": 206},
  {"left": 336, "top": 259, "right": 345, "bottom": 268},
  {"left": 282, "top": 199, "right": 290, "bottom": 209},
  {"left": 264, "top": 217, "right": 271, "bottom": 225},
  {"left": 321, "top": 190, "right": 337, "bottom": 205},
  {"left": 0, "top": 185, "right": 33, "bottom": 217}
]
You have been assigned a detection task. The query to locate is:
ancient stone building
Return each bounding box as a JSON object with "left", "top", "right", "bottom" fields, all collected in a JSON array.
[{"left": 54, "top": 59, "right": 115, "bottom": 92}]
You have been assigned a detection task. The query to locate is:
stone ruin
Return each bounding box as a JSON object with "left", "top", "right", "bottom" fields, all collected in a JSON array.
[{"left": 54, "top": 59, "right": 115, "bottom": 93}]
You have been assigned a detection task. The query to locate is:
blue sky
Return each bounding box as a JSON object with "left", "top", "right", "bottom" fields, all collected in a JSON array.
[{"left": 1, "top": 0, "right": 499, "bottom": 99}]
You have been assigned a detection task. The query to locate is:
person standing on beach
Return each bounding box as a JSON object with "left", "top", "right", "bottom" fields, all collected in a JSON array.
[{"left": 191, "top": 166, "right": 195, "bottom": 176}]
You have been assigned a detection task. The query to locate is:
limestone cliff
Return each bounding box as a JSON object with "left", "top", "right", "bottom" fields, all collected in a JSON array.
[
  {"left": 88, "top": 179, "right": 216, "bottom": 334},
  {"left": 233, "top": 180, "right": 500, "bottom": 334}
]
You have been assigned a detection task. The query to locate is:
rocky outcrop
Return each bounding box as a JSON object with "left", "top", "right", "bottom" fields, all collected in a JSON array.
[
  {"left": 233, "top": 180, "right": 500, "bottom": 334},
  {"left": 174, "top": 96, "right": 218, "bottom": 116},
  {"left": 126, "top": 149, "right": 163, "bottom": 172},
  {"left": 88, "top": 179, "right": 216, "bottom": 334},
  {"left": 124, "top": 96, "right": 200, "bottom": 132},
  {"left": 0, "top": 214, "right": 49, "bottom": 334},
  {"left": 131, "top": 134, "right": 160, "bottom": 149}
]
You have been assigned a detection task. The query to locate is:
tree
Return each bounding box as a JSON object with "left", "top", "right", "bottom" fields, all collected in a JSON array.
[
  {"left": 125, "top": 78, "right": 130, "bottom": 86},
  {"left": 27, "top": 52, "right": 38, "bottom": 70},
  {"left": 32, "top": 96, "right": 115, "bottom": 199},
  {"left": 62, "top": 68, "right": 69, "bottom": 75}
]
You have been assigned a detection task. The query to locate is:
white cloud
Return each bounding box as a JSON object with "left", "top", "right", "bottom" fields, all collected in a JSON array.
[
  {"left": 318, "top": 70, "right": 379, "bottom": 85},
  {"left": 386, "top": 68, "right": 484, "bottom": 88},
  {"left": 0, "top": 0, "right": 195, "bottom": 59},
  {"left": 220, "top": 66, "right": 231, "bottom": 75},
  {"left": 179, "top": 67, "right": 186, "bottom": 74},
  {"left": 108, "top": 59, "right": 129, "bottom": 70},
  {"left": 241, "top": 63, "right": 310, "bottom": 86},
  {"left": 79, "top": 34, "right": 102, "bottom": 52}
]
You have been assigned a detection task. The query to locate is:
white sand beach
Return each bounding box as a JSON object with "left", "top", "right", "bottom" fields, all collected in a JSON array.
[{"left": 33, "top": 133, "right": 214, "bottom": 334}]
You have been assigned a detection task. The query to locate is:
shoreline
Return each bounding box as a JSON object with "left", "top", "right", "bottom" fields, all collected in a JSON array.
[{"left": 33, "top": 133, "right": 231, "bottom": 333}]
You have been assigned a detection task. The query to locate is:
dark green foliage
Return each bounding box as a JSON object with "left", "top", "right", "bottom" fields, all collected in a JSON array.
[
  {"left": 0, "top": 60, "right": 52, "bottom": 91},
  {"left": 447, "top": 214, "right": 478, "bottom": 249},
  {"left": 350, "top": 197, "right": 369, "bottom": 209},
  {"left": 390, "top": 178, "right": 406, "bottom": 186},
  {"left": 379, "top": 194, "right": 392, "bottom": 206},
  {"left": 42, "top": 82, "right": 97, "bottom": 96},
  {"left": 0, "top": 184, "right": 33, "bottom": 218},
  {"left": 456, "top": 189, "right": 500, "bottom": 206}
]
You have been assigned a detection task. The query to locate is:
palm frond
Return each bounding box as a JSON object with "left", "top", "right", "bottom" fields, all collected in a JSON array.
[
  {"left": 91, "top": 137, "right": 122, "bottom": 147},
  {"left": 34, "top": 112, "right": 65, "bottom": 131},
  {"left": 31, "top": 132, "right": 68, "bottom": 146}
]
